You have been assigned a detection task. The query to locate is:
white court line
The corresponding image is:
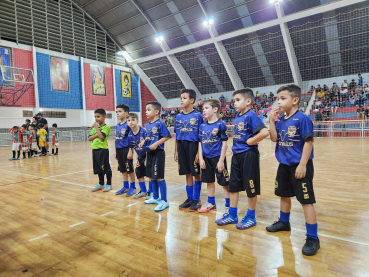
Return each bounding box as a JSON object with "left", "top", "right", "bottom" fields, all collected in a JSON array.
[
  {"left": 69, "top": 221, "right": 85, "bottom": 228},
  {"left": 126, "top": 203, "right": 138, "bottom": 207},
  {"left": 47, "top": 170, "right": 91, "bottom": 178},
  {"left": 100, "top": 211, "right": 114, "bottom": 217},
  {"left": 29, "top": 234, "right": 48, "bottom": 242},
  {"left": 260, "top": 154, "right": 275, "bottom": 160}
]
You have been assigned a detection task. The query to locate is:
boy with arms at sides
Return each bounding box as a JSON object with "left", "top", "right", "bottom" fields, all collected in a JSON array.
[
  {"left": 9, "top": 126, "right": 22, "bottom": 160},
  {"left": 141, "top": 101, "right": 171, "bottom": 211},
  {"left": 21, "top": 124, "right": 31, "bottom": 159},
  {"left": 267, "top": 84, "right": 319, "bottom": 256},
  {"left": 174, "top": 89, "right": 203, "bottom": 212},
  {"left": 37, "top": 123, "right": 48, "bottom": 156},
  {"left": 29, "top": 124, "right": 38, "bottom": 157},
  {"left": 51, "top": 123, "right": 60, "bottom": 155},
  {"left": 127, "top": 113, "right": 149, "bottom": 198},
  {"left": 90, "top": 109, "right": 113, "bottom": 192},
  {"left": 215, "top": 88, "right": 269, "bottom": 229},
  {"left": 115, "top": 104, "right": 136, "bottom": 196},
  {"left": 197, "top": 99, "right": 230, "bottom": 214}
]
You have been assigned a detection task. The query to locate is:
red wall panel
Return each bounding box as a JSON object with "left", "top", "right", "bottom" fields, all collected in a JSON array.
[{"left": 140, "top": 80, "right": 157, "bottom": 124}]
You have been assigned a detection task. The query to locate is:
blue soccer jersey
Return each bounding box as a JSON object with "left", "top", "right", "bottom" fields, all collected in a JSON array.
[
  {"left": 199, "top": 120, "right": 228, "bottom": 158},
  {"left": 275, "top": 110, "right": 314, "bottom": 166},
  {"left": 232, "top": 110, "right": 266, "bottom": 154},
  {"left": 174, "top": 110, "right": 203, "bottom": 142},
  {"left": 115, "top": 121, "right": 130, "bottom": 148},
  {"left": 128, "top": 127, "right": 147, "bottom": 157},
  {"left": 144, "top": 119, "right": 171, "bottom": 150}
]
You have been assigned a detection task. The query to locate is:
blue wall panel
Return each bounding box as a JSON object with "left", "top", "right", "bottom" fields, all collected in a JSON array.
[
  {"left": 115, "top": 69, "right": 140, "bottom": 112},
  {"left": 37, "top": 53, "right": 83, "bottom": 109}
]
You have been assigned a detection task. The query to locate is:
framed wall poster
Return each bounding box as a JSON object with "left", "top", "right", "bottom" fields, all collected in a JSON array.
[
  {"left": 0, "top": 46, "right": 14, "bottom": 87},
  {"left": 91, "top": 64, "right": 106, "bottom": 96},
  {"left": 50, "top": 56, "right": 70, "bottom": 92},
  {"left": 121, "top": 71, "right": 132, "bottom": 98}
]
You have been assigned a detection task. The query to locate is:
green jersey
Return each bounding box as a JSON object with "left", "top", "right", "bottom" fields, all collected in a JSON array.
[{"left": 90, "top": 124, "right": 111, "bottom": 149}]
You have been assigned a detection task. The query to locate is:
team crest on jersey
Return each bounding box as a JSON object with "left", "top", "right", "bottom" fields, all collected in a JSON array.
[
  {"left": 140, "top": 137, "right": 144, "bottom": 143},
  {"left": 190, "top": 118, "right": 197, "bottom": 125},
  {"left": 287, "top": 126, "right": 296, "bottom": 137},
  {"left": 152, "top": 127, "right": 158, "bottom": 134},
  {"left": 237, "top": 122, "right": 245, "bottom": 131},
  {"left": 121, "top": 128, "right": 126, "bottom": 134},
  {"left": 212, "top": 128, "right": 219, "bottom": 136}
]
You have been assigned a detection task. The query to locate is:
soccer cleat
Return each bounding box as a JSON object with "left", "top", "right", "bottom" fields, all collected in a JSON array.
[
  {"left": 236, "top": 216, "right": 257, "bottom": 230},
  {"left": 116, "top": 187, "right": 129, "bottom": 195},
  {"left": 145, "top": 191, "right": 152, "bottom": 199},
  {"left": 126, "top": 188, "right": 136, "bottom": 197},
  {"left": 266, "top": 219, "right": 291, "bottom": 232},
  {"left": 103, "top": 185, "right": 112, "bottom": 192},
  {"left": 154, "top": 200, "right": 169, "bottom": 212},
  {"left": 189, "top": 200, "right": 201, "bottom": 212},
  {"left": 223, "top": 207, "right": 229, "bottom": 217},
  {"left": 215, "top": 214, "right": 238, "bottom": 226},
  {"left": 22, "top": 157, "right": 27, "bottom": 159},
  {"left": 198, "top": 203, "right": 217, "bottom": 213},
  {"left": 179, "top": 199, "right": 192, "bottom": 210},
  {"left": 54, "top": 153, "right": 59, "bottom": 156},
  {"left": 9, "top": 158, "right": 16, "bottom": 161},
  {"left": 91, "top": 184, "right": 104, "bottom": 192},
  {"left": 16, "top": 157, "right": 20, "bottom": 160},
  {"left": 134, "top": 191, "right": 147, "bottom": 198},
  {"left": 302, "top": 237, "right": 320, "bottom": 256},
  {"left": 144, "top": 197, "right": 161, "bottom": 205}
]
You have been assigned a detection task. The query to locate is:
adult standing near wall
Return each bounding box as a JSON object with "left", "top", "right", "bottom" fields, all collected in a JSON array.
[{"left": 36, "top": 113, "right": 50, "bottom": 154}]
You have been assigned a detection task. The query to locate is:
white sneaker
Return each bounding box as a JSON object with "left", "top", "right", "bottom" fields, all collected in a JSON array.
[
  {"left": 144, "top": 197, "right": 161, "bottom": 205},
  {"left": 154, "top": 200, "right": 169, "bottom": 212}
]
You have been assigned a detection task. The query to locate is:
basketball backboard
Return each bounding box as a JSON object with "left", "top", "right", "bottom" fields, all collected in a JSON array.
[{"left": 0, "top": 66, "right": 34, "bottom": 87}]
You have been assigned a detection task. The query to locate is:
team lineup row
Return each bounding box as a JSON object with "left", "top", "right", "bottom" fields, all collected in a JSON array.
[{"left": 89, "top": 84, "right": 320, "bottom": 257}]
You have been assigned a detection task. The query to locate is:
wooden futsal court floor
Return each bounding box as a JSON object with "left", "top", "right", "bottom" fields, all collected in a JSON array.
[{"left": 0, "top": 138, "right": 368, "bottom": 277}]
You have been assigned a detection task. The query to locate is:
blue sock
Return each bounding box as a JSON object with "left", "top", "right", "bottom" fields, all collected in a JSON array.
[
  {"left": 246, "top": 209, "right": 255, "bottom": 219},
  {"left": 208, "top": 196, "right": 215, "bottom": 205},
  {"left": 194, "top": 181, "right": 202, "bottom": 201},
  {"left": 158, "top": 179, "right": 167, "bottom": 202},
  {"left": 130, "top": 182, "right": 135, "bottom": 189},
  {"left": 123, "top": 181, "right": 129, "bottom": 189},
  {"left": 280, "top": 211, "right": 290, "bottom": 223},
  {"left": 306, "top": 223, "right": 318, "bottom": 240},
  {"left": 229, "top": 207, "right": 237, "bottom": 217},
  {"left": 148, "top": 181, "right": 152, "bottom": 192},
  {"left": 225, "top": 198, "right": 230, "bottom": 208},
  {"left": 152, "top": 180, "right": 159, "bottom": 200},
  {"left": 139, "top": 182, "right": 147, "bottom": 192},
  {"left": 186, "top": 185, "right": 194, "bottom": 200}
]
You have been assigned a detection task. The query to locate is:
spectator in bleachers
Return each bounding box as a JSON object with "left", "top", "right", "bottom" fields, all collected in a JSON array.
[
  {"left": 357, "top": 94, "right": 364, "bottom": 107},
  {"left": 262, "top": 93, "right": 267, "bottom": 100},
  {"left": 198, "top": 98, "right": 202, "bottom": 108},
  {"left": 269, "top": 91, "right": 276, "bottom": 101},
  {"left": 315, "top": 109, "right": 323, "bottom": 138},
  {"left": 229, "top": 99, "right": 235, "bottom": 113},
  {"left": 323, "top": 107, "right": 331, "bottom": 121},
  {"left": 309, "top": 86, "right": 315, "bottom": 93},
  {"left": 219, "top": 94, "right": 225, "bottom": 106},
  {"left": 349, "top": 94, "right": 355, "bottom": 106},
  {"left": 350, "top": 79, "right": 357, "bottom": 89},
  {"left": 364, "top": 84, "right": 369, "bottom": 93},
  {"left": 329, "top": 89, "right": 335, "bottom": 100},
  {"left": 317, "top": 89, "right": 325, "bottom": 99},
  {"left": 340, "top": 86, "right": 348, "bottom": 99},
  {"left": 341, "top": 80, "right": 349, "bottom": 89},
  {"left": 357, "top": 105, "right": 365, "bottom": 120},
  {"left": 315, "top": 84, "right": 322, "bottom": 92},
  {"left": 354, "top": 94, "right": 360, "bottom": 106},
  {"left": 255, "top": 91, "right": 260, "bottom": 101},
  {"left": 332, "top": 82, "right": 339, "bottom": 91},
  {"left": 339, "top": 97, "right": 345, "bottom": 107},
  {"left": 356, "top": 84, "right": 363, "bottom": 94},
  {"left": 331, "top": 98, "right": 338, "bottom": 113},
  {"left": 323, "top": 84, "right": 329, "bottom": 91},
  {"left": 315, "top": 99, "right": 322, "bottom": 109},
  {"left": 364, "top": 106, "right": 369, "bottom": 120},
  {"left": 358, "top": 73, "right": 363, "bottom": 87}
]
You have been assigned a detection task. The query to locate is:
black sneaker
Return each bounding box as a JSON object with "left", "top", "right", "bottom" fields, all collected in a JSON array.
[
  {"left": 188, "top": 200, "right": 201, "bottom": 212},
  {"left": 266, "top": 219, "right": 291, "bottom": 232},
  {"left": 179, "top": 199, "right": 192, "bottom": 210},
  {"left": 302, "top": 236, "right": 320, "bottom": 256}
]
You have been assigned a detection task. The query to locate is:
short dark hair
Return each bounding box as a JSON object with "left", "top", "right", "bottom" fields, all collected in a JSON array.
[
  {"left": 180, "top": 88, "right": 196, "bottom": 103},
  {"left": 116, "top": 104, "right": 129, "bottom": 113},
  {"left": 33, "top": 116, "right": 38, "bottom": 121},
  {"left": 52, "top": 123, "right": 57, "bottom": 127},
  {"left": 13, "top": 126, "right": 18, "bottom": 129},
  {"left": 30, "top": 124, "right": 36, "bottom": 128},
  {"left": 203, "top": 99, "right": 220, "bottom": 113},
  {"left": 233, "top": 88, "right": 254, "bottom": 103},
  {"left": 21, "top": 124, "right": 27, "bottom": 128},
  {"left": 277, "top": 84, "right": 302, "bottom": 103},
  {"left": 128, "top": 113, "right": 138, "bottom": 120},
  {"left": 146, "top": 101, "right": 161, "bottom": 113},
  {"left": 25, "top": 119, "right": 31, "bottom": 123},
  {"left": 38, "top": 123, "right": 44, "bottom": 128},
  {"left": 94, "top": 109, "right": 106, "bottom": 116}
]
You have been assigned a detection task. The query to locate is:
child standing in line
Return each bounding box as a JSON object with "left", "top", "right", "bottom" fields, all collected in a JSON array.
[
  {"left": 215, "top": 88, "right": 269, "bottom": 229},
  {"left": 9, "top": 126, "right": 22, "bottom": 160},
  {"left": 37, "top": 123, "right": 47, "bottom": 156},
  {"left": 21, "top": 124, "right": 31, "bottom": 159},
  {"left": 51, "top": 123, "right": 59, "bottom": 155},
  {"left": 267, "top": 84, "right": 320, "bottom": 256},
  {"left": 29, "top": 124, "right": 38, "bottom": 157},
  {"left": 90, "top": 109, "right": 113, "bottom": 192},
  {"left": 197, "top": 99, "right": 230, "bottom": 214},
  {"left": 142, "top": 101, "right": 171, "bottom": 212}
]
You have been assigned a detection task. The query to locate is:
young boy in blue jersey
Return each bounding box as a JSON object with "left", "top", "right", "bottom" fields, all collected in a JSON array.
[
  {"left": 174, "top": 89, "right": 203, "bottom": 212},
  {"left": 115, "top": 104, "right": 136, "bottom": 196},
  {"left": 197, "top": 99, "right": 230, "bottom": 214},
  {"left": 142, "top": 101, "right": 171, "bottom": 211},
  {"left": 267, "top": 84, "right": 320, "bottom": 256},
  {"left": 127, "top": 113, "right": 150, "bottom": 199},
  {"left": 215, "top": 88, "right": 269, "bottom": 229}
]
